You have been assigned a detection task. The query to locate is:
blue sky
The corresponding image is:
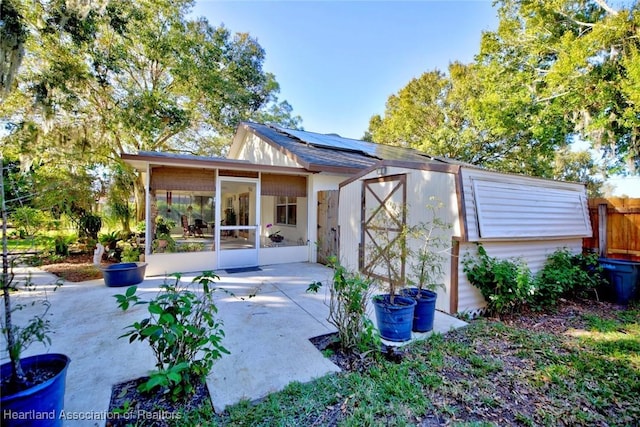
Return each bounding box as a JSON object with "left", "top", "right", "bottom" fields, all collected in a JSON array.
[
  {"left": 192, "top": 0, "right": 499, "bottom": 140},
  {"left": 191, "top": 0, "right": 640, "bottom": 196}
]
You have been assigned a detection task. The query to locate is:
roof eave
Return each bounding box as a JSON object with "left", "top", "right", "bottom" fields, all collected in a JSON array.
[
  {"left": 121, "top": 152, "right": 316, "bottom": 175},
  {"left": 339, "top": 159, "right": 462, "bottom": 188}
]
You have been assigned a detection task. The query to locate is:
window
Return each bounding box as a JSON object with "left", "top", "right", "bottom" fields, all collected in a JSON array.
[{"left": 276, "top": 196, "right": 297, "bottom": 225}]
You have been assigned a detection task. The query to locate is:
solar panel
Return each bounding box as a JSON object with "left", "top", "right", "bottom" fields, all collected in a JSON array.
[{"left": 272, "top": 125, "right": 430, "bottom": 162}]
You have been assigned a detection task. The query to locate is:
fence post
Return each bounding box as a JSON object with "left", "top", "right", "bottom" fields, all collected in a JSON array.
[{"left": 598, "top": 203, "right": 608, "bottom": 257}]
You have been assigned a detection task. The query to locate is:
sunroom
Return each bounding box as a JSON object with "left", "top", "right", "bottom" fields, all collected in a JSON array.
[{"left": 123, "top": 152, "right": 312, "bottom": 276}]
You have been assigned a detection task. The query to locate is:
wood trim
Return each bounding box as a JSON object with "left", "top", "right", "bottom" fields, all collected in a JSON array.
[
  {"left": 219, "top": 169, "right": 259, "bottom": 178},
  {"left": 360, "top": 174, "right": 408, "bottom": 281},
  {"left": 450, "top": 238, "right": 460, "bottom": 314},
  {"left": 455, "top": 168, "right": 468, "bottom": 242}
]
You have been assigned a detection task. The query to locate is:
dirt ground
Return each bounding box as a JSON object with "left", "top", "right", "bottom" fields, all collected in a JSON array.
[{"left": 40, "top": 253, "right": 116, "bottom": 282}]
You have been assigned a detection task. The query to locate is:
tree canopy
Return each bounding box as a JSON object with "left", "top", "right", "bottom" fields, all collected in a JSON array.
[
  {"left": 2, "top": 0, "right": 300, "bottom": 161},
  {"left": 367, "top": 0, "right": 640, "bottom": 190},
  {"left": 1, "top": 0, "right": 300, "bottom": 218}
]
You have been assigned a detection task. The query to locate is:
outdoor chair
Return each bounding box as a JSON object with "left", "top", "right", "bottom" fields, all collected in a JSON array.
[
  {"left": 181, "top": 215, "right": 193, "bottom": 237},
  {"left": 193, "top": 219, "right": 206, "bottom": 236}
]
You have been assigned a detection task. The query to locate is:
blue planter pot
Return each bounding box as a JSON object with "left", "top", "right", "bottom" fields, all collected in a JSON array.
[
  {"left": 1, "top": 353, "right": 70, "bottom": 427},
  {"left": 101, "top": 262, "right": 147, "bottom": 287},
  {"left": 373, "top": 295, "right": 416, "bottom": 342},
  {"left": 402, "top": 288, "right": 437, "bottom": 332}
]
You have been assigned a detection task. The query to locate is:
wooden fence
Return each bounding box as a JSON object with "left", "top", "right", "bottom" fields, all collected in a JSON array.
[{"left": 583, "top": 198, "right": 640, "bottom": 261}]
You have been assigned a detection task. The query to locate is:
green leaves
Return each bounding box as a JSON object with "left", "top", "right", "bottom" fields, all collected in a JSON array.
[
  {"left": 368, "top": 1, "right": 640, "bottom": 180},
  {"left": 113, "top": 271, "right": 228, "bottom": 401},
  {"left": 464, "top": 245, "right": 606, "bottom": 315}
]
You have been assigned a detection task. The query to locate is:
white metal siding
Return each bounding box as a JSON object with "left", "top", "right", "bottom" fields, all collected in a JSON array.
[
  {"left": 339, "top": 166, "right": 460, "bottom": 313},
  {"left": 461, "top": 168, "right": 592, "bottom": 241},
  {"left": 457, "top": 239, "right": 584, "bottom": 315}
]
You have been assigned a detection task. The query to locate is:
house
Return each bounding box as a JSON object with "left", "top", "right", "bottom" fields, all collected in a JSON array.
[{"left": 122, "top": 121, "right": 592, "bottom": 315}]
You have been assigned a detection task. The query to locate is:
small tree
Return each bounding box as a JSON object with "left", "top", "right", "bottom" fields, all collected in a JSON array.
[
  {"left": 364, "top": 201, "right": 410, "bottom": 304},
  {"left": 1, "top": 162, "right": 62, "bottom": 391},
  {"left": 406, "top": 199, "right": 451, "bottom": 297},
  {"left": 308, "top": 257, "right": 380, "bottom": 355},
  {"left": 364, "top": 199, "right": 451, "bottom": 303},
  {"left": 114, "top": 272, "right": 229, "bottom": 401}
]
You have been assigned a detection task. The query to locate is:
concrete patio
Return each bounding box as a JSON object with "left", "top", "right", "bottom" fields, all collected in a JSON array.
[{"left": 2, "top": 262, "right": 467, "bottom": 425}]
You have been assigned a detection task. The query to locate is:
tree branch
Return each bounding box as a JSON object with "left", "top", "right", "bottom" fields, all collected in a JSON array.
[{"left": 594, "top": 0, "right": 618, "bottom": 16}]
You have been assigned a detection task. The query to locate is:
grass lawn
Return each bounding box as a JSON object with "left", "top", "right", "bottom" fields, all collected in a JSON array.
[{"left": 178, "top": 300, "right": 639, "bottom": 426}]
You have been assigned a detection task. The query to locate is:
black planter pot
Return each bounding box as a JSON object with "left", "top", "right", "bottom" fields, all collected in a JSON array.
[
  {"left": 372, "top": 295, "right": 416, "bottom": 342},
  {"left": 402, "top": 288, "right": 437, "bottom": 332},
  {"left": 1, "top": 353, "right": 71, "bottom": 427}
]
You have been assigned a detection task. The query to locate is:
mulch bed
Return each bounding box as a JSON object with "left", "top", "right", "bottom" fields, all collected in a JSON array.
[
  {"left": 499, "top": 297, "right": 629, "bottom": 333},
  {"left": 310, "top": 332, "right": 408, "bottom": 372},
  {"left": 106, "top": 377, "right": 212, "bottom": 427},
  {"left": 40, "top": 253, "right": 116, "bottom": 282}
]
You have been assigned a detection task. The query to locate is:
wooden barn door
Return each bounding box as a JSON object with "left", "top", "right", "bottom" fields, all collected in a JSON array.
[
  {"left": 317, "top": 190, "right": 339, "bottom": 265},
  {"left": 360, "top": 174, "right": 407, "bottom": 281}
]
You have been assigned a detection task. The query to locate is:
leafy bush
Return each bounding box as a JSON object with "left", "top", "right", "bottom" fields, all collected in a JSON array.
[
  {"left": 120, "top": 243, "right": 141, "bottom": 262},
  {"left": 534, "top": 248, "right": 604, "bottom": 307},
  {"left": 10, "top": 207, "right": 47, "bottom": 237},
  {"left": 78, "top": 213, "right": 102, "bottom": 240},
  {"left": 114, "top": 272, "right": 229, "bottom": 401},
  {"left": 464, "top": 245, "right": 606, "bottom": 316},
  {"left": 53, "top": 234, "right": 76, "bottom": 256},
  {"left": 308, "top": 258, "right": 380, "bottom": 354},
  {"left": 462, "top": 245, "right": 535, "bottom": 315}
]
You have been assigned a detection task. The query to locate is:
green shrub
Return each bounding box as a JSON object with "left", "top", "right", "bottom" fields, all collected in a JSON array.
[
  {"left": 462, "top": 245, "right": 535, "bottom": 315},
  {"left": 114, "top": 272, "right": 228, "bottom": 401},
  {"left": 78, "top": 213, "right": 102, "bottom": 240},
  {"left": 120, "top": 244, "right": 141, "bottom": 262},
  {"left": 53, "top": 234, "right": 76, "bottom": 256},
  {"left": 307, "top": 257, "right": 380, "bottom": 354},
  {"left": 10, "top": 207, "right": 47, "bottom": 237},
  {"left": 464, "top": 245, "right": 606, "bottom": 316},
  {"left": 533, "top": 249, "right": 604, "bottom": 308}
]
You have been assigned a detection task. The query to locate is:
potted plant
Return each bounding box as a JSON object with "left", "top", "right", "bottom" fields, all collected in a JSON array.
[
  {"left": 1, "top": 187, "right": 70, "bottom": 426},
  {"left": 99, "top": 231, "right": 120, "bottom": 251},
  {"left": 365, "top": 202, "right": 416, "bottom": 342},
  {"left": 153, "top": 216, "right": 176, "bottom": 253},
  {"left": 99, "top": 231, "right": 123, "bottom": 261},
  {"left": 402, "top": 201, "right": 450, "bottom": 332},
  {"left": 155, "top": 216, "right": 176, "bottom": 236},
  {"left": 152, "top": 232, "right": 176, "bottom": 253}
]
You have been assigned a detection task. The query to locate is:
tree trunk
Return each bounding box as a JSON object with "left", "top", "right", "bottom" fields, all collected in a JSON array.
[{"left": 134, "top": 173, "right": 146, "bottom": 223}]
